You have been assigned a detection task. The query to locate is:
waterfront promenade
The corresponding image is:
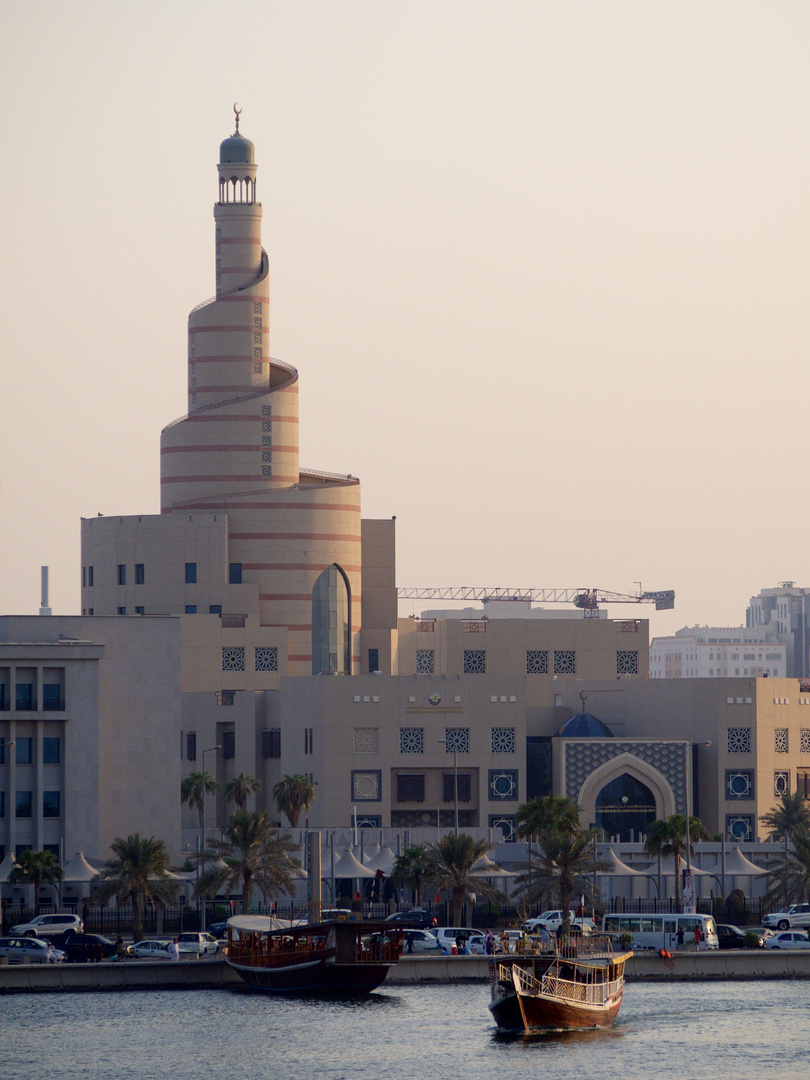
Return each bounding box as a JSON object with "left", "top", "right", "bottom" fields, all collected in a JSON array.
[{"left": 2, "top": 949, "right": 810, "bottom": 993}]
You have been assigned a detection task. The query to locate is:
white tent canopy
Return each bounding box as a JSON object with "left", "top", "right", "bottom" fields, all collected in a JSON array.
[
  {"left": 325, "top": 848, "right": 377, "bottom": 880},
  {"left": 364, "top": 845, "right": 397, "bottom": 876},
  {"left": 701, "top": 846, "right": 769, "bottom": 877},
  {"left": 597, "top": 847, "right": 651, "bottom": 877},
  {"left": 61, "top": 852, "right": 101, "bottom": 883}
]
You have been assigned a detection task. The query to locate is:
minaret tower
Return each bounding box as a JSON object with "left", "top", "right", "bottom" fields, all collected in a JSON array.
[{"left": 160, "top": 106, "right": 300, "bottom": 507}]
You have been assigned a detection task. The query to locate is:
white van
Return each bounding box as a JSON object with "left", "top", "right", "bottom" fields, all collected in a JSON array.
[{"left": 431, "top": 927, "right": 488, "bottom": 954}]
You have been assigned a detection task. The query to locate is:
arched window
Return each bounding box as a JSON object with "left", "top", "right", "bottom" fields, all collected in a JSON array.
[
  {"left": 311, "top": 564, "right": 351, "bottom": 675},
  {"left": 595, "top": 773, "right": 657, "bottom": 842}
]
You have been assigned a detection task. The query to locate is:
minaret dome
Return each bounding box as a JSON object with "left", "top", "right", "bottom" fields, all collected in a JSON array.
[{"left": 217, "top": 104, "right": 258, "bottom": 204}]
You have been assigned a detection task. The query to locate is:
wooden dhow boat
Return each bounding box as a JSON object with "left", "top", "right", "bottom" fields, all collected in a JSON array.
[
  {"left": 225, "top": 914, "right": 403, "bottom": 993},
  {"left": 488, "top": 934, "right": 632, "bottom": 1032}
]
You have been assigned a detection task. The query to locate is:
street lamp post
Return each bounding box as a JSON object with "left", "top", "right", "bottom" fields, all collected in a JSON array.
[
  {"left": 438, "top": 738, "right": 458, "bottom": 836},
  {"left": 200, "top": 744, "right": 221, "bottom": 926},
  {"left": 684, "top": 739, "right": 711, "bottom": 913}
]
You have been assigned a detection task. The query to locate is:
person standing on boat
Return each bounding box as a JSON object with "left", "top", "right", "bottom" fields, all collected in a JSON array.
[
  {"left": 540, "top": 926, "right": 551, "bottom": 951},
  {"left": 484, "top": 930, "right": 494, "bottom": 955}
]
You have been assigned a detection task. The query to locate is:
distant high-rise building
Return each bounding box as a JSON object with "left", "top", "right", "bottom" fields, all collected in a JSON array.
[
  {"left": 746, "top": 583, "right": 810, "bottom": 678},
  {"left": 650, "top": 626, "right": 786, "bottom": 679}
]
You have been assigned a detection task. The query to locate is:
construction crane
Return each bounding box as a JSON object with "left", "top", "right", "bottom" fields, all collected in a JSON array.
[{"left": 396, "top": 586, "right": 675, "bottom": 618}]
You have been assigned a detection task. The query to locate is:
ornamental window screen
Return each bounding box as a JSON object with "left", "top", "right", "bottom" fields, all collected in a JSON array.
[
  {"left": 775, "top": 728, "right": 789, "bottom": 753},
  {"left": 554, "top": 650, "right": 576, "bottom": 675},
  {"left": 617, "top": 650, "right": 639, "bottom": 675},
  {"left": 725, "top": 770, "right": 754, "bottom": 800},
  {"left": 489, "top": 815, "right": 516, "bottom": 841},
  {"left": 489, "top": 770, "right": 518, "bottom": 801},
  {"left": 354, "top": 728, "right": 379, "bottom": 754},
  {"left": 463, "top": 649, "right": 486, "bottom": 674},
  {"left": 444, "top": 728, "right": 469, "bottom": 754},
  {"left": 397, "top": 774, "right": 425, "bottom": 803},
  {"left": 526, "top": 650, "right": 548, "bottom": 674},
  {"left": 352, "top": 771, "right": 381, "bottom": 801},
  {"left": 416, "top": 649, "right": 435, "bottom": 674},
  {"left": 726, "top": 814, "right": 754, "bottom": 842},
  {"left": 774, "top": 771, "right": 790, "bottom": 797},
  {"left": 801, "top": 729, "right": 810, "bottom": 753},
  {"left": 443, "top": 773, "right": 472, "bottom": 802},
  {"left": 255, "top": 647, "right": 278, "bottom": 672},
  {"left": 355, "top": 815, "right": 382, "bottom": 828},
  {"left": 727, "top": 727, "right": 751, "bottom": 753},
  {"left": 222, "top": 647, "right": 245, "bottom": 672},
  {"left": 491, "top": 727, "right": 516, "bottom": 754},
  {"left": 400, "top": 727, "right": 424, "bottom": 754}
]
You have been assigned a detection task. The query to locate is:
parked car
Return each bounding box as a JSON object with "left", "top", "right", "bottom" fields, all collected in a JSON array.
[
  {"left": 0, "top": 936, "right": 65, "bottom": 964},
  {"left": 384, "top": 910, "right": 438, "bottom": 930},
  {"left": 206, "top": 921, "right": 229, "bottom": 939},
  {"left": 762, "top": 903, "right": 810, "bottom": 931},
  {"left": 523, "top": 910, "right": 595, "bottom": 934},
  {"left": 400, "top": 929, "right": 443, "bottom": 954},
  {"left": 129, "top": 940, "right": 173, "bottom": 960},
  {"left": 319, "top": 909, "right": 355, "bottom": 922},
  {"left": 9, "top": 913, "right": 84, "bottom": 938},
  {"left": 177, "top": 931, "right": 219, "bottom": 956},
  {"left": 764, "top": 930, "right": 810, "bottom": 949},
  {"left": 61, "top": 933, "right": 119, "bottom": 962},
  {"left": 715, "top": 924, "right": 766, "bottom": 950},
  {"left": 431, "top": 927, "right": 488, "bottom": 954}
]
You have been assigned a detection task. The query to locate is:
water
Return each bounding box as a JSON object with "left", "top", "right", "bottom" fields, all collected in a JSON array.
[{"left": 3, "top": 980, "right": 807, "bottom": 1080}]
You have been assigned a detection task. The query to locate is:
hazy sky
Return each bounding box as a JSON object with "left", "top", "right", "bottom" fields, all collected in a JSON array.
[{"left": 2, "top": 1, "right": 810, "bottom": 636}]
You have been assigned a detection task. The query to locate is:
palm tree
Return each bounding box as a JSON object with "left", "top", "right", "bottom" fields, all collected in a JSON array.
[
  {"left": 193, "top": 810, "right": 300, "bottom": 911},
  {"left": 181, "top": 770, "right": 218, "bottom": 829},
  {"left": 644, "top": 814, "right": 710, "bottom": 912},
  {"left": 760, "top": 790, "right": 810, "bottom": 842},
  {"left": 9, "top": 849, "right": 63, "bottom": 912},
  {"left": 225, "top": 773, "right": 262, "bottom": 811},
  {"left": 272, "top": 774, "right": 316, "bottom": 828},
  {"left": 391, "top": 844, "right": 432, "bottom": 907},
  {"left": 90, "top": 834, "right": 178, "bottom": 942},
  {"left": 765, "top": 829, "right": 810, "bottom": 907},
  {"left": 515, "top": 795, "right": 582, "bottom": 843},
  {"left": 513, "top": 828, "right": 609, "bottom": 935},
  {"left": 424, "top": 833, "right": 506, "bottom": 926}
]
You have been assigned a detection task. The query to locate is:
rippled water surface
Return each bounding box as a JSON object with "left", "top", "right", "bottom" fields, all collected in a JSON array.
[{"left": 4, "top": 979, "right": 808, "bottom": 1080}]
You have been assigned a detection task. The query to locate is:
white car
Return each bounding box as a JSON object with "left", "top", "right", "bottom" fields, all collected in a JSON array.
[
  {"left": 762, "top": 903, "right": 810, "bottom": 931},
  {"left": 129, "top": 940, "right": 173, "bottom": 960},
  {"left": 400, "top": 929, "right": 443, "bottom": 954},
  {"left": 176, "top": 932, "right": 219, "bottom": 956},
  {"left": 0, "top": 936, "right": 66, "bottom": 963},
  {"left": 9, "top": 913, "right": 84, "bottom": 938},
  {"left": 764, "top": 930, "right": 810, "bottom": 949},
  {"left": 431, "top": 928, "right": 488, "bottom": 955},
  {"left": 523, "top": 910, "right": 595, "bottom": 934}
]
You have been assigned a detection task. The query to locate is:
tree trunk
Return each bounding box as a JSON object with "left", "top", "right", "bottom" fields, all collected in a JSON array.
[
  {"left": 451, "top": 887, "right": 464, "bottom": 927},
  {"left": 132, "top": 896, "right": 145, "bottom": 942}
]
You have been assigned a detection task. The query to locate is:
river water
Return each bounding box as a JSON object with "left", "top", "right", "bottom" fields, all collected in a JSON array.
[{"left": 4, "top": 979, "right": 807, "bottom": 1080}]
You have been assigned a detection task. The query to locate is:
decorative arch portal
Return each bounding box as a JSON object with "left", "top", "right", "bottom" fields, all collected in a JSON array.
[
  {"left": 576, "top": 751, "right": 677, "bottom": 838},
  {"left": 595, "top": 774, "right": 657, "bottom": 843},
  {"left": 311, "top": 564, "right": 351, "bottom": 675}
]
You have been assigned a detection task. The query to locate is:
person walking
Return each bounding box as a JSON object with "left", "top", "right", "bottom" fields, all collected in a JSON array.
[{"left": 169, "top": 938, "right": 180, "bottom": 961}]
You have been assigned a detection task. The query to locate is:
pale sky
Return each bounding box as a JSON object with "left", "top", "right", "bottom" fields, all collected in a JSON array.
[{"left": 2, "top": 1, "right": 810, "bottom": 636}]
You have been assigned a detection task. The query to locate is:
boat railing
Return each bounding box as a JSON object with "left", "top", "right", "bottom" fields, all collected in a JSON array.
[
  {"left": 356, "top": 942, "right": 401, "bottom": 965},
  {"left": 229, "top": 935, "right": 329, "bottom": 969},
  {"left": 511, "top": 964, "right": 622, "bottom": 1007}
]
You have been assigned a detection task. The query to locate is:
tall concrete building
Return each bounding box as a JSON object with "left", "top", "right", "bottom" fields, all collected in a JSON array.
[
  {"left": 81, "top": 109, "right": 397, "bottom": 678},
  {"left": 650, "top": 626, "right": 786, "bottom": 679},
  {"left": 747, "top": 583, "right": 810, "bottom": 678}
]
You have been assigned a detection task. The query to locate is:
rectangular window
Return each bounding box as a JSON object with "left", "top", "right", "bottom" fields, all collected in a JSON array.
[
  {"left": 135, "top": 606, "right": 144, "bottom": 615},
  {"left": 16, "top": 738, "right": 32, "bottom": 765},
  {"left": 0, "top": 791, "right": 4, "bottom": 818},
  {"left": 135, "top": 563, "right": 145, "bottom": 585},
  {"left": 42, "top": 684, "right": 63, "bottom": 711},
  {"left": 117, "top": 607, "right": 126, "bottom": 615},
  {"left": 209, "top": 605, "right": 222, "bottom": 615},
  {"left": 443, "top": 773, "right": 472, "bottom": 803},
  {"left": 42, "top": 791, "right": 60, "bottom": 818},
  {"left": 368, "top": 648, "right": 379, "bottom": 673},
  {"left": 229, "top": 563, "right": 242, "bottom": 584},
  {"left": 397, "top": 774, "right": 425, "bottom": 803},
  {"left": 0, "top": 738, "right": 4, "bottom": 765},
  {"left": 15, "top": 684, "right": 34, "bottom": 710},
  {"left": 186, "top": 732, "right": 197, "bottom": 761},
  {"left": 185, "top": 605, "right": 197, "bottom": 614},
  {"left": 185, "top": 562, "right": 197, "bottom": 583},
  {"left": 117, "top": 564, "right": 126, "bottom": 585},
  {"left": 304, "top": 728, "right": 314, "bottom": 755},
  {"left": 15, "top": 791, "right": 33, "bottom": 818},
  {"left": 82, "top": 567, "right": 86, "bottom": 588},
  {"left": 222, "top": 731, "right": 236, "bottom": 759},
  {"left": 262, "top": 729, "right": 281, "bottom": 759},
  {"left": 798, "top": 769, "right": 810, "bottom": 799},
  {"left": 88, "top": 566, "right": 94, "bottom": 587},
  {"left": 43, "top": 737, "right": 60, "bottom": 765}
]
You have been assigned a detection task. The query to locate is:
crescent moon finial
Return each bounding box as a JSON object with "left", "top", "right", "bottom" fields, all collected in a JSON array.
[{"left": 233, "top": 102, "right": 242, "bottom": 133}]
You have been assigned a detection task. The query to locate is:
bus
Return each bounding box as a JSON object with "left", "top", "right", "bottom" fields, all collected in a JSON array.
[{"left": 602, "top": 913, "right": 719, "bottom": 951}]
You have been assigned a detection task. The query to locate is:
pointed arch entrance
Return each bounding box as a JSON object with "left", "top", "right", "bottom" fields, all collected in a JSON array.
[{"left": 311, "top": 564, "right": 351, "bottom": 675}]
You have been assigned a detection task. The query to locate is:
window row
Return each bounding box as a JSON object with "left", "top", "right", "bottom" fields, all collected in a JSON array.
[
  {"left": 728, "top": 727, "right": 810, "bottom": 754},
  {"left": 349, "top": 770, "right": 518, "bottom": 803},
  {"left": 0, "top": 684, "right": 65, "bottom": 712},
  {"left": 0, "top": 790, "right": 61, "bottom": 818},
  {"left": 83, "top": 563, "right": 243, "bottom": 587},
  {"left": 183, "top": 731, "right": 236, "bottom": 760},
  {"left": 413, "top": 650, "right": 638, "bottom": 676},
  {"left": 0, "top": 737, "right": 60, "bottom": 765},
  {"left": 222, "top": 647, "right": 279, "bottom": 673},
  {"left": 393, "top": 727, "right": 516, "bottom": 755}
]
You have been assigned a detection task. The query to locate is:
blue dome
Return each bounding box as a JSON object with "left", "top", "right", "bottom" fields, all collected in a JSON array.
[
  {"left": 220, "top": 134, "right": 254, "bottom": 165},
  {"left": 556, "top": 712, "right": 613, "bottom": 738}
]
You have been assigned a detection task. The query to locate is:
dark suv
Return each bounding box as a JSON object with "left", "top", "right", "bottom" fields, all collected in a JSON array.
[
  {"left": 384, "top": 909, "right": 437, "bottom": 930},
  {"left": 61, "top": 933, "right": 118, "bottom": 962}
]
